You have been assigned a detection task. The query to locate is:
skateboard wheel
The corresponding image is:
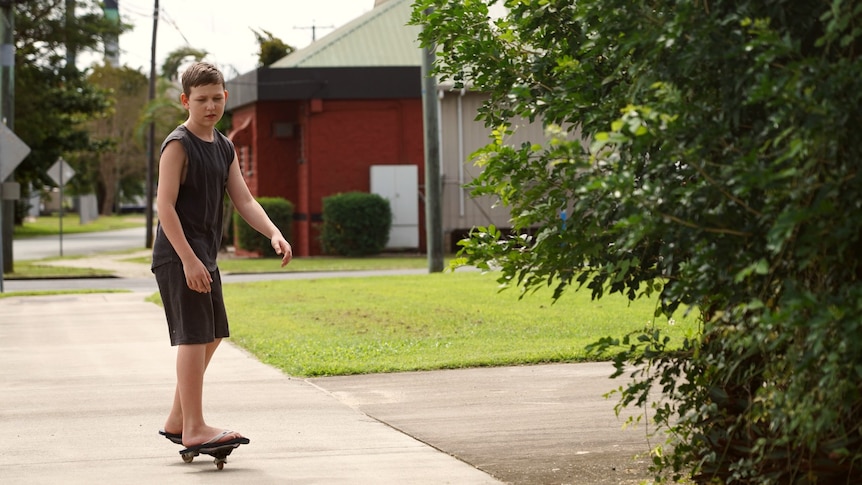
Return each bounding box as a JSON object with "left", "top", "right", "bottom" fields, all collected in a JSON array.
[
  {"left": 181, "top": 453, "right": 194, "bottom": 463},
  {"left": 215, "top": 459, "right": 225, "bottom": 470}
]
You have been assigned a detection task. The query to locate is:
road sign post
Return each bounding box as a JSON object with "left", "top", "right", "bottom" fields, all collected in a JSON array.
[
  {"left": 0, "top": 123, "right": 30, "bottom": 293},
  {"left": 47, "top": 157, "right": 75, "bottom": 258}
]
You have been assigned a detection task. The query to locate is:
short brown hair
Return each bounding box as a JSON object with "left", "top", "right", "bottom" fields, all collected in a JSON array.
[{"left": 181, "top": 62, "right": 225, "bottom": 97}]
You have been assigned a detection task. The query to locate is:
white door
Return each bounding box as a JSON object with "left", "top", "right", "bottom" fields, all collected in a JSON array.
[{"left": 370, "top": 165, "right": 419, "bottom": 248}]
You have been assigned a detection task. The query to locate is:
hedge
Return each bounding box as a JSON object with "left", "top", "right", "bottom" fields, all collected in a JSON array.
[
  {"left": 320, "top": 192, "right": 391, "bottom": 256},
  {"left": 233, "top": 197, "right": 293, "bottom": 257}
]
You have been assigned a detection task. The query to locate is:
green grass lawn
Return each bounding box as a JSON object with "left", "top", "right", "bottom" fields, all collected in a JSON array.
[
  {"left": 13, "top": 214, "right": 147, "bottom": 238},
  {"left": 121, "top": 253, "right": 441, "bottom": 273},
  {"left": 6, "top": 247, "right": 438, "bottom": 279},
  {"left": 3, "top": 260, "right": 114, "bottom": 279},
  {"left": 8, "top": 215, "right": 700, "bottom": 379},
  {"left": 189, "top": 271, "right": 700, "bottom": 378},
  {"left": 217, "top": 254, "right": 438, "bottom": 273},
  {"left": 11, "top": 212, "right": 438, "bottom": 277}
]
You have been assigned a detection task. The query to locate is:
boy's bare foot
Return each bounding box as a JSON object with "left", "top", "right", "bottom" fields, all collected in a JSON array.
[
  {"left": 182, "top": 425, "right": 244, "bottom": 448},
  {"left": 162, "top": 419, "right": 182, "bottom": 437}
]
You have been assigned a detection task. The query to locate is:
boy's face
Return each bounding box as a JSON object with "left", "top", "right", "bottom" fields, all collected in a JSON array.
[{"left": 181, "top": 83, "right": 227, "bottom": 127}]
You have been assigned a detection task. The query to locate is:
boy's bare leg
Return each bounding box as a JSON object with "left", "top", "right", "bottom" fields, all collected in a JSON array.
[
  {"left": 162, "top": 388, "right": 183, "bottom": 435},
  {"left": 163, "top": 339, "right": 221, "bottom": 435},
  {"left": 171, "top": 339, "right": 242, "bottom": 447}
]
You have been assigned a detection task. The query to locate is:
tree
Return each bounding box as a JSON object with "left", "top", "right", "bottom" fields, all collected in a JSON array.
[
  {"left": 413, "top": 0, "right": 862, "bottom": 483},
  {"left": 252, "top": 28, "right": 294, "bottom": 67},
  {"left": 12, "top": 0, "right": 126, "bottom": 217},
  {"left": 85, "top": 64, "right": 149, "bottom": 214},
  {"left": 161, "top": 46, "right": 208, "bottom": 81}
]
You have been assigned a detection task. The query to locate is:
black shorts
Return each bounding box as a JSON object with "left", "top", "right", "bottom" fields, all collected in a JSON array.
[{"left": 154, "top": 262, "right": 229, "bottom": 346}]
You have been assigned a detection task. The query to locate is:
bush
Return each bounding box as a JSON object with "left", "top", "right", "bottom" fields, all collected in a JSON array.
[
  {"left": 233, "top": 197, "right": 293, "bottom": 257},
  {"left": 415, "top": 0, "right": 862, "bottom": 482},
  {"left": 320, "top": 192, "right": 391, "bottom": 256}
]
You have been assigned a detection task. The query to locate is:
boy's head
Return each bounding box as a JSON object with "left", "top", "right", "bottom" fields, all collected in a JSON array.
[{"left": 181, "top": 62, "right": 225, "bottom": 97}]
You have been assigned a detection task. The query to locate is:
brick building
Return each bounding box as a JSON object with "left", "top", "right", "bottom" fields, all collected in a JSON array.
[{"left": 226, "top": 0, "right": 547, "bottom": 257}]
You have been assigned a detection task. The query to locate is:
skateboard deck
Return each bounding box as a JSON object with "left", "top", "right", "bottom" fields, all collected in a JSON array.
[
  {"left": 179, "top": 438, "right": 250, "bottom": 470},
  {"left": 159, "top": 429, "right": 183, "bottom": 445}
]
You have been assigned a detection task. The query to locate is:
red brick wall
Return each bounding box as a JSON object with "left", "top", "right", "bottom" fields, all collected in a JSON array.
[
  {"left": 252, "top": 101, "right": 301, "bottom": 202},
  {"left": 302, "top": 98, "right": 425, "bottom": 255},
  {"left": 236, "top": 97, "right": 425, "bottom": 257}
]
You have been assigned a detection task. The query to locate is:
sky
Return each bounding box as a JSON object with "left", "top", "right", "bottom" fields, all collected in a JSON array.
[{"left": 86, "top": 0, "right": 376, "bottom": 78}]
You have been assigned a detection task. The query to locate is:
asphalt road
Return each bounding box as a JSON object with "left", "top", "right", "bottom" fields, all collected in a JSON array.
[{"left": 12, "top": 226, "right": 150, "bottom": 261}]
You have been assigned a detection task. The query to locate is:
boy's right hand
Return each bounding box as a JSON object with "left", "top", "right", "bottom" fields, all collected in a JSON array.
[{"left": 182, "top": 258, "right": 213, "bottom": 293}]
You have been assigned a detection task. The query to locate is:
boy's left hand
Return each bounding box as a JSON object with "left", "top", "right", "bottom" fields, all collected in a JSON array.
[{"left": 272, "top": 237, "right": 293, "bottom": 267}]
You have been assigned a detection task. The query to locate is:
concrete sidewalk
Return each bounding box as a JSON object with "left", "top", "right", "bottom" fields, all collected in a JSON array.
[
  {"left": 0, "top": 292, "right": 654, "bottom": 484},
  {"left": 0, "top": 292, "right": 500, "bottom": 484}
]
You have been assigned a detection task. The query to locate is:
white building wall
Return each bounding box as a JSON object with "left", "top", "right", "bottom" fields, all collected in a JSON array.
[{"left": 438, "top": 89, "right": 549, "bottom": 250}]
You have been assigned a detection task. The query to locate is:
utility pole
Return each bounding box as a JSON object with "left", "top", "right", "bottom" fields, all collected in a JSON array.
[
  {"left": 65, "top": 0, "right": 76, "bottom": 69},
  {"left": 0, "top": 1, "right": 16, "bottom": 276},
  {"left": 144, "top": 0, "right": 158, "bottom": 248},
  {"left": 421, "top": 8, "right": 443, "bottom": 273},
  {"left": 103, "top": 0, "right": 119, "bottom": 66}
]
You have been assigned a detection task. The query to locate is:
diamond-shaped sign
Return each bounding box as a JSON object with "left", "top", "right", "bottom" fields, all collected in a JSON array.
[
  {"left": 47, "top": 157, "right": 75, "bottom": 187},
  {"left": 0, "top": 123, "right": 30, "bottom": 182}
]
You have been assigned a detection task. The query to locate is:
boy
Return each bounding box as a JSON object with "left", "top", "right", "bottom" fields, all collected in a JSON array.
[{"left": 152, "top": 62, "right": 292, "bottom": 451}]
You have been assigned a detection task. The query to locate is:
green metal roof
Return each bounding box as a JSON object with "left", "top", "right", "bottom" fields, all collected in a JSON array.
[{"left": 271, "top": 0, "right": 421, "bottom": 68}]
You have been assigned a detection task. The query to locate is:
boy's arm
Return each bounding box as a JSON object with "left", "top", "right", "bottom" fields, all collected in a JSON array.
[
  {"left": 156, "top": 140, "right": 214, "bottom": 293},
  {"left": 226, "top": 154, "right": 293, "bottom": 267}
]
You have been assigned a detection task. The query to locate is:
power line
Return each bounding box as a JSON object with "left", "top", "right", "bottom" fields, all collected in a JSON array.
[
  {"left": 119, "top": 1, "right": 191, "bottom": 46},
  {"left": 158, "top": 8, "right": 191, "bottom": 46}
]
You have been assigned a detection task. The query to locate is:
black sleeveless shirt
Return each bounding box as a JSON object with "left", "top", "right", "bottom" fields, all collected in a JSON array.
[{"left": 151, "top": 125, "right": 234, "bottom": 272}]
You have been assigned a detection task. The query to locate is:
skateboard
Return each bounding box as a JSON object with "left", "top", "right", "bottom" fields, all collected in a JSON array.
[
  {"left": 179, "top": 440, "right": 249, "bottom": 470},
  {"left": 160, "top": 429, "right": 250, "bottom": 469}
]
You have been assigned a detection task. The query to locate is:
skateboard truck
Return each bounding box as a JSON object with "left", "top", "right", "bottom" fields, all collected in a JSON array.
[
  {"left": 178, "top": 438, "right": 250, "bottom": 470},
  {"left": 197, "top": 444, "right": 237, "bottom": 470}
]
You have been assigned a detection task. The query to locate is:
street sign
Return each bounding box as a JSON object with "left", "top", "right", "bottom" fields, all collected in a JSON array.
[
  {"left": 47, "top": 157, "right": 75, "bottom": 186},
  {"left": 46, "top": 157, "right": 76, "bottom": 258},
  {"left": 0, "top": 122, "right": 30, "bottom": 181}
]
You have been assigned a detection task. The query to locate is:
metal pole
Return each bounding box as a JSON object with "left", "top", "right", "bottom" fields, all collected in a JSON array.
[
  {"left": 0, "top": 1, "right": 15, "bottom": 287},
  {"left": 0, "top": 183, "right": 4, "bottom": 293},
  {"left": 103, "top": 0, "right": 119, "bottom": 66},
  {"left": 59, "top": 161, "right": 64, "bottom": 257},
  {"left": 144, "top": 0, "right": 158, "bottom": 248},
  {"left": 65, "top": 0, "right": 76, "bottom": 69},
  {"left": 421, "top": 7, "right": 443, "bottom": 273}
]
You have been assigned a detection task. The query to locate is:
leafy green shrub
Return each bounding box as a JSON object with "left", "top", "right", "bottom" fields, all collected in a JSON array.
[
  {"left": 320, "top": 192, "right": 391, "bottom": 256},
  {"left": 233, "top": 197, "right": 293, "bottom": 257},
  {"left": 415, "top": 0, "right": 862, "bottom": 483}
]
